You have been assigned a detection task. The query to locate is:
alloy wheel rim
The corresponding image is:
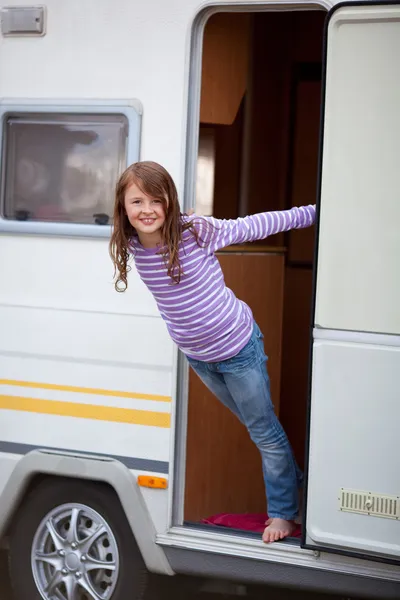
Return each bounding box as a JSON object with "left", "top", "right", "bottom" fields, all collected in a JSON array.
[{"left": 31, "top": 502, "right": 120, "bottom": 599}]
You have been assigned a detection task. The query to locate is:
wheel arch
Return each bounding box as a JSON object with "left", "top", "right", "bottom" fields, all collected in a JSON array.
[{"left": 0, "top": 449, "right": 174, "bottom": 576}]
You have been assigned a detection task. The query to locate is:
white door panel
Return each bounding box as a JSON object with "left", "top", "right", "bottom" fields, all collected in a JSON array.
[
  {"left": 315, "top": 4, "right": 400, "bottom": 335},
  {"left": 307, "top": 339, "right": 400, "bottom": 557}
]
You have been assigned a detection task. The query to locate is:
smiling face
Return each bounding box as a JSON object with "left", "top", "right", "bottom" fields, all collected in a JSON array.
[{"left": 124, "top": 180, "right": 166, "bottom": 247}]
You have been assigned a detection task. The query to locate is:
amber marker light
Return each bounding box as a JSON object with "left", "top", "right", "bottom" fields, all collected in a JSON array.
[{"left": 137, "top": 475, "right": 168, "bottom": 489}]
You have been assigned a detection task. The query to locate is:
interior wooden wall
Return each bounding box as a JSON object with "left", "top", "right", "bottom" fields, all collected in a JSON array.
[
  {"left": 246, "top": 13, "right": 292, "bottom": 225},
  {"left": 211, "top": 101, "right": 244, "bottom": 220},
  {"left": 185, "top": 252, "right": 285, "bottom": 522},
  {"left": 200, "top": 13, "right": 251, "bottom": 125},
  {"left": 279, "top": 13, "right": 324, "bottom": 470},
  {"left": 279, "top": 268, "right": 313, "bottom": 471}
]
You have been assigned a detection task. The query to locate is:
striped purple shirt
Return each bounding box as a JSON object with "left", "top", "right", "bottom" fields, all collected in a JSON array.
[{"left": 131, "top": 205, "right": 316, "bottom": 362}]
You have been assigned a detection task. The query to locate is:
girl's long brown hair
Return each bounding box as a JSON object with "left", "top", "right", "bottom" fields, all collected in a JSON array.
[{"left": 109, "top": 161, "right": 211, "bottom": 292}]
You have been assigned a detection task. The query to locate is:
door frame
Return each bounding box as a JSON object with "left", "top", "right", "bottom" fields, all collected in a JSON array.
[{"left": 170, "top": 0, "right": 330, "bottom": 530}]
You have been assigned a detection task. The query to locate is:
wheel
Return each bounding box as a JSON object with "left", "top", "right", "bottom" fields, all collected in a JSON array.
[{"left": 8, "top": 477, "right": 149, "bottom": 600}]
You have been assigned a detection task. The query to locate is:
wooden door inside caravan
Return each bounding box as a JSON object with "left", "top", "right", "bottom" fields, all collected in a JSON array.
[{"left": 184, "top": 9, "right": 325, "bottom": 526}]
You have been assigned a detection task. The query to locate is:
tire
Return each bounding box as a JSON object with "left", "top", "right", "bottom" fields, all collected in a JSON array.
[{"left": 8, "top": 477, "right": 149, "bottom": 600}]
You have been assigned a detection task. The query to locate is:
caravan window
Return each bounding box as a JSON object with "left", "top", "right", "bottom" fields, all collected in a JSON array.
[{"left": 1, "top": 113, "right": 128, "bottom": 226}]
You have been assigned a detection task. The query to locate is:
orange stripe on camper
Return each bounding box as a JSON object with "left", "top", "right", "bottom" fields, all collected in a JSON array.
[{"left": 0, "top": 395, "right": 170, "bottom": 428}]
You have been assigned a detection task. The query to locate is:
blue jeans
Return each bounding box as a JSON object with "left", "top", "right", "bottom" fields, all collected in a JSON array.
[{"left": 187, "top": 322, "right": 303, "bottom": 520}]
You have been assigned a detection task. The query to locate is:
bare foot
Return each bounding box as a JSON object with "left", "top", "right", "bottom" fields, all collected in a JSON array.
[{"left": 262, "top": 518, "right": 296, "bottom": 543}]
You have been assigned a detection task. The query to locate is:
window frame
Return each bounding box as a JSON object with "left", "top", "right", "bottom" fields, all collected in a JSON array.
[{"left": 0, "top": 98, "right": 142, "bottom": 238}]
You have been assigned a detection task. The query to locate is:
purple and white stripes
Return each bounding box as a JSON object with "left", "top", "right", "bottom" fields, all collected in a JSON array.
[{"left": 131, "top": 205, "right": 316, "bottom": 362}]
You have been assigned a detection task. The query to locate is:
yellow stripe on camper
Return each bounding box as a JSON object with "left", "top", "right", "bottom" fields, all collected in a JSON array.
[
  {"left": 0, "top": 394, "right": 170, "bottom": 428},
  {"left": 0, "top": 379, "right": 171, "bottom": 403}
]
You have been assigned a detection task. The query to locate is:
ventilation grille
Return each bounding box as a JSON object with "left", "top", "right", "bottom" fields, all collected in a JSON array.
[{"left": 339, "top": 488, "right": 400, "bottom": 519}]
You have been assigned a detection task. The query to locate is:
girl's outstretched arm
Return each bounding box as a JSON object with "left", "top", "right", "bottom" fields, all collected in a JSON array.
[{"left": 197, "top": 205, "right": 316, "bottom": 253}]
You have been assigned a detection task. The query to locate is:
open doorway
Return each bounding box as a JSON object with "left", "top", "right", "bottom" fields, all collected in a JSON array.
[{"left": 184, "top": 8, "right": 326, "bottom": 535}]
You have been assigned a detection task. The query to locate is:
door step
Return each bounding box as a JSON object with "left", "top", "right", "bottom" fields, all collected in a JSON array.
[{"left": 156, "top": 526, "right": 400, "bottom": 582}]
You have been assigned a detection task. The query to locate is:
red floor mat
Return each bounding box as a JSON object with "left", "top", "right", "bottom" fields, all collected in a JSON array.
[{"left": 201, "top": 513, "right": 302, "bottom": 538}]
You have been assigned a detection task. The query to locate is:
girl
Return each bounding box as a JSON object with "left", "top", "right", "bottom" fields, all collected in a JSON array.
[{"left": 110, "top": 161, "right": 316, "bottom": 543}]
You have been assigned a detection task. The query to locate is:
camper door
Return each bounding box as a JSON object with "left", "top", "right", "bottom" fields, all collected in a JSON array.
[{"left": 305, "top": 2, "right": 400, "bottom": 561}]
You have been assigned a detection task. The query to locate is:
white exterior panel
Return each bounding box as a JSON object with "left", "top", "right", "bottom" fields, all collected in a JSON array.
[
  {"left": 307, "top": 337, "right": 400, "bottom": 557},
  {"left": 315, "top": 5, "right": 400, "bottom": 335},
  {"left": 0, "top": 0, "right": 194, "bottom": 535}
]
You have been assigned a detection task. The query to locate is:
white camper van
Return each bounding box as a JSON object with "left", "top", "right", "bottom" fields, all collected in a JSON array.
[{"left": 0, "top": 1, "right": 399, "bottom": 599}]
